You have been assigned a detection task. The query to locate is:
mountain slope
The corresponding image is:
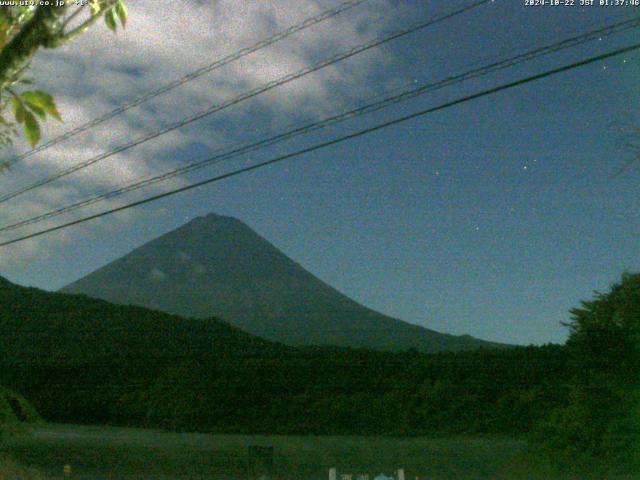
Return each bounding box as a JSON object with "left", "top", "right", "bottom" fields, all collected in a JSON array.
[
  {"left": 62, "top": 213, "right": 503, "bottom": 352},
  {"left": 0, "top": 275, "right": 565, "bottom": 437},
  {"left": 0, "top": 275, "right": 286, "bottom": 365}
]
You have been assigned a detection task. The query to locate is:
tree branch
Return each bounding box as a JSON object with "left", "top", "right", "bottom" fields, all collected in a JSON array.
[
  {"left": 61, "top": 5, "right": 86, "bottom": 31},
  {"left": 55, "top": 11, "right": 104, "bottom": 46},
  {"left": 4, "top": 6, "right": 38, "bottom": 41},
  {"left": 0, "top": 6, "right": 66, "bottom": 90},
  {"left": 52, "top": 1, "right": 119, "bottom": 47}
]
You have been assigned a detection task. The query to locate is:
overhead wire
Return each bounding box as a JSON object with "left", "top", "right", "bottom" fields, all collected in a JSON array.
[
  {"left": 0, "top": 0, "right": 494, "bottom": 205},
  {"left": 1, "top": 41, "right": 637, "bottom": 247},
  {"left": 1, "top": 0, "right": 371, "bottom": 168},
  {"left": 1, "top": 16, "right": 637, "bottom": 234}
]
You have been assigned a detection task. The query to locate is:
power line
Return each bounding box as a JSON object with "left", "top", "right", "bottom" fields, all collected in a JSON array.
[
  {"left": 0, "top": 0, "right": 493, "bottom": 205},
  {"left": 1, "top": 0, "right": 370, "bottom": 168},
  {"left": 2, "top": 17, "right": 636, "bottom": 234},
  {"left": 0, "top": 80, "right": 421, "bottom": 232},
  {"left": 1, "top": 42, "right": 637, "bottom": 248}
]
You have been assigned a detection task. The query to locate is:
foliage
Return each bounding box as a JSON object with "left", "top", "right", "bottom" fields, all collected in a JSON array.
[
  {"left": 9, "top": 89, "right": 61, "bottom": 147},
  {"left": 0, "top": 273, "right": 637, "bottom": 477},
  {"left": 0, "top": 1, "right": 127, "bottom": 151},
  {"left": 0, "top": 454, "right": 48, "bottom": 480},
  {"left": 0, "top": 386, "right": 39, "bottom": 447},
  {"left": 566, "top": 272, "right": 640, "bottom": 377},
  {"left": 533, "top": 273, "right": 640, "bottom": 475},
  {"left": 0, "top": 274, "right": 569, "bottom": 437}
]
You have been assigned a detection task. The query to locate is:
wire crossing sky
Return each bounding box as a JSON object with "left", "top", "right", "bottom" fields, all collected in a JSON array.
[
  {"left": 2, "top": 0, "right": 370, "bottom": 169},
  {"left": 1, "top": 0, "right": 637, "bottom": 346},
  {"left": 0, "top": 0, "right": 492, "bottom": 206},
  {"left": 1, "top": 16, "right": 637, "bottom": 235},
  {"left": 2, "top": 41, "right": 637, "bottom": 247}
]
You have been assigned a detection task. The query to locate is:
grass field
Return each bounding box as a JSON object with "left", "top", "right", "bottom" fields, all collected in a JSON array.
[{"left": 1, "top": 423, "right": 632, "bottom": 480}]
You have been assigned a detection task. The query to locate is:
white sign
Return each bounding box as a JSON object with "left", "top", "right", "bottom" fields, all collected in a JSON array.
[{"left": 330, "top": 468, "right": 405, "bottom": 480}]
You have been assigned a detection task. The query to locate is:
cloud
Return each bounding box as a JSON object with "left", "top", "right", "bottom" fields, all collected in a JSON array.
[{"left": 0, "top": 0, "right": 402, "bottom": 275}]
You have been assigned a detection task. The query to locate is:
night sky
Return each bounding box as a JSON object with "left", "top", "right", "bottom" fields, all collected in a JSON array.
[{"left": 0, "top": 0, "right": 638, "bottom": 345}]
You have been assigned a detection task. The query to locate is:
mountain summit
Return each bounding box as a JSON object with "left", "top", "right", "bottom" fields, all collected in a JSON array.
[{"left": 62, "top": 213, "right": 502, "bottom": 352}]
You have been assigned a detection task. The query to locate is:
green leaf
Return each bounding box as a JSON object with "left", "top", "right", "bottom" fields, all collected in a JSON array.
[
  {"left": 21, "top": 90, "right": 61, "bottom": 121},
  {"left": 105, "top": 9, "right": 117, "bottom": 32},
  {"left": 20, "top": 91, "right": 46, "bottom": 107},
  {"left": 116, "top": 1, "right": 127, "bottom": 28},
  {"left": 24, "top": 100, "right": 46, "bottom": 120},
  {"left": 45, "top": 100, "right": 62, "bottom": 121},
  {"left": 11, "top": 97, "right": 25, "bottom": 124},
  {"left": 90, "top": 0, "right": 101, "bottom": 16},
  {"left": 23, "top": 110, "right": 40, "bottom": 147}
]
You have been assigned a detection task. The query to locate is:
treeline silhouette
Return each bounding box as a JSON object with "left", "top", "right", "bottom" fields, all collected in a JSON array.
[
  {"left": 1, "top": 346, "right": 568, "bottom": 435},
  {"left": 0, "top": 273, "right": 637, "bottom": 474}
]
